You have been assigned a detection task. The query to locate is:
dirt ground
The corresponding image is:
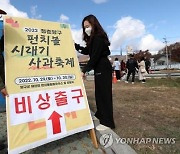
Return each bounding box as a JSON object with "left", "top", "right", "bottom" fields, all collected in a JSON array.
[{"left": 84, "top": 78, "right": 180, "bottom": 154}]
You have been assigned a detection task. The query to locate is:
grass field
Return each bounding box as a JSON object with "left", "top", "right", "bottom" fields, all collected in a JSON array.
[{"left": 84, "top": 78, "right": 180, "bottom": 154}]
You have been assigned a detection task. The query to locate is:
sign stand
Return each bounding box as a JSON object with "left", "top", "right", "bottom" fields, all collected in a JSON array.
[
  {"left": 4, "top": 16, "right": 97, "bottom": 153},
  {"left": 89, "top": 128, "right": 98, "bottom": 148}
]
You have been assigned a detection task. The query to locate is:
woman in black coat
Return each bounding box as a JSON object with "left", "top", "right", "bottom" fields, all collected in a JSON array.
[{"left": 75, "top": 14, "right": 115, "bottom": 130}]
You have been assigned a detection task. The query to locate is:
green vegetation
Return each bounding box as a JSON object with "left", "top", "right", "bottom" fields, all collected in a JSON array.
[{"left": 146, "top": 78, "right": 180, "bottom": 88}]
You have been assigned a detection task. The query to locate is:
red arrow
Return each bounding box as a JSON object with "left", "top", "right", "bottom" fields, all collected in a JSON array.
[{"left": 48, "top": 111, "right": 62, "bottom": 134}]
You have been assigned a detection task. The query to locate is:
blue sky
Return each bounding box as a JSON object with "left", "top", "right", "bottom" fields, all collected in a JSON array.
[{"left": 0, "top": 0, "right": 180, "bottom": 55}]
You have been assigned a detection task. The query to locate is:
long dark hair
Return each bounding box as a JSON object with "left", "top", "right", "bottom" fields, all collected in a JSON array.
[
  {"left": 82, "top": 14, "right": 110, "bottom": 46},
  {"left": 140, "top": 57, "right": 145, "bottom": 61}
]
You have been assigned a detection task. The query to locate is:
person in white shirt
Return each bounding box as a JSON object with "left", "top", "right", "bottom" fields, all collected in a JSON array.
[
  {"left": 138, "top": 57, "right": 147, "bottom": 83},
  {"left": 112, "top": 57, "right": 121, "bottom": 81}
]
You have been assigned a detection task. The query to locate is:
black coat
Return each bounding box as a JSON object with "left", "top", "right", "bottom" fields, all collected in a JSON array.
[
  {"left": 126, "top": 58, "right": 138, "bottom": 71},
  {"left": 75, "top": 36, "right": 110, "bottom": 73}
]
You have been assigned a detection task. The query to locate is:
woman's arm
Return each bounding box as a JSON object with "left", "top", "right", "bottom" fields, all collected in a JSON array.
[
  {"left": 0, "top": 77, "right": 7, "bottom": 97},
  {"left": 82, "top": 36, "right": 104, "bottom": 73},
  {"left": 74, "top": 43, "right": 89, "bottom": 55}
]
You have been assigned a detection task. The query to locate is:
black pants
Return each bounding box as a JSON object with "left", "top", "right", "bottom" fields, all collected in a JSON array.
[
  {"left": 127, "top": 70, "right": 135, "bottom": 82},
  {"left": 94, "top": 58, "right": 115, "bottom": 129},
  {"left": 115, "top": 70, "right": 120, "bottom": 80},
  {"left": 146, "top": 67, "right": 149, "bottom": 74}
]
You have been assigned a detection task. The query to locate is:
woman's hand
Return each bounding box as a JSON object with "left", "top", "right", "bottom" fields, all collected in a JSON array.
[
  {"left": 74, "top": 43, "right": 80, "bottom": 51},
  {"left": 81, "top": 72, "right": 86, "bottom": 80},
  {"left": 1, "top": 88, "right": 8, "bottom": 98}
]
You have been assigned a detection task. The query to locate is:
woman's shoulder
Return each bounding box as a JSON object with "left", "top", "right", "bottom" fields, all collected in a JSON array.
[
  {"left": 140, "top": 60, "right": 145, "bottom": 66},
  {"left": 91, "top": 35, "right": 104, "bottom": 46},
  {"left": 92, "top": 35, "right": 110, "bottom": 48},
  {"left": 141, "top": 60, "right": 145, "bottom": 63},
  {"left": 93, "top": 35, "right": 103, "bottom": 41}
]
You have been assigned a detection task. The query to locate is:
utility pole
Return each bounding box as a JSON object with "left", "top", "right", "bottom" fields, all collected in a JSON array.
[
  {"left": 163, "top": 37, "right": 171, "bottom": 78},
  {"left": 120, "top": 47, "right": 122, "bottom": 56},
  {"left": 163, "top": 37, "right": 169, "bottom": 69}
]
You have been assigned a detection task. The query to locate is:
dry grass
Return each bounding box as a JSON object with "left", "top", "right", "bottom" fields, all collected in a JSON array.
[{"left": 84, "top": 78, "right": 180, "bottom": 154}]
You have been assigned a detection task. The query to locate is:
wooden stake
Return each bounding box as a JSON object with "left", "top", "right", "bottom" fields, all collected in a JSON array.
[{"left": 89, "top": 128, "right": 98, "bottom": 148}]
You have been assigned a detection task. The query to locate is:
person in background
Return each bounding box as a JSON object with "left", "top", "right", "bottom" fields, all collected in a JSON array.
[
  {"left": 112, "top": 57, "right": 121, "bottom": 81},
  {"left": 125, "top": 54, "right": 138, "bottom": 84},
  {"left": 120, "top": 60, "right": 126, "bottom": 79},
  {"left": 138, "top": 57, "right": 147, "bottom": 83},
  {"left": 145, "top": 57, "right": 151, "bottom": 74},
  {"left": 0, "top": 35, "right": 7, "bottom": 97},
  {"left": 121, "top": 60, "right": 126, "bottom": 71},
  {"left": 0, "top": 8, "right": 7, "bottom": 152},
  {"left": 75, "top": 14, "right": 115, "bottom": 131}
]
